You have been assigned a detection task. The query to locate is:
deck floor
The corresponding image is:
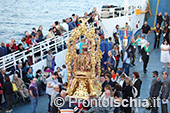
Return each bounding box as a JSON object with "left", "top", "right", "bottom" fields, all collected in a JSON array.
[{"left": 2, "top": 31, "right": 170, "bottom": 113}]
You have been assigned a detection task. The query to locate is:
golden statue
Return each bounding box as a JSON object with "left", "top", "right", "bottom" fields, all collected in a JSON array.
[{"left": 65, "top": 18, "right": 102, "bottom": 99}]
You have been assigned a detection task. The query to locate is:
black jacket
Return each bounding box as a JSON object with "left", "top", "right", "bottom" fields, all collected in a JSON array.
[
  {"left": 141, "top": 47, "right": 149, "bottom": 61},
  {"left": 157, "top": 15, "right": 163, "bottom": 25},
  {"left": 123, "top": 85, "right": 133, "bottom": 99},
  {"left": 102, "top": 80, "right": 108, "bottom": 92},
  {"left": 15, "top": 68, "right": 25, "bottom": 80},
  {"left": 52, "top": 94, "right": 61, "bottom": 113},
  {"left": 133, "top": 79, "right": 142, "bottom": 98},
  {"left": 3, "top": 81, "right": 13, "bottom": 95},
  {"left": 0, "top": 73, "right": 7, "bottom": 86}
]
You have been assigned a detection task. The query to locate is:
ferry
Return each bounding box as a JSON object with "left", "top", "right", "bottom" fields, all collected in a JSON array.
[{"left": 0, "top": 0, "right": 170, "bottom": 112}]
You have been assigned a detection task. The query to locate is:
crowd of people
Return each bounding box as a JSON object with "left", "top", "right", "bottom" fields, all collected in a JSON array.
[{"left": 0, "top": 6, "right": 170, "bottom": 113}]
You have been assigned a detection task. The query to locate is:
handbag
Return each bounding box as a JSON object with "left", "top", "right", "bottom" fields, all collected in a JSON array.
[
  {"left": 0, "top": 83, "right": 3, "bottom": 94},
  {"left": 12, "top": 83, "right": 18, "bottom": 92}
]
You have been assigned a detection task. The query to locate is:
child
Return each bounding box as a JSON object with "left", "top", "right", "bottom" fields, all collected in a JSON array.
[
  {"left": 140, "top": 36, "right": 147, "bottom": 49},
  {"left": 135, "top": 35, "right": 142, "bottom": 53}
]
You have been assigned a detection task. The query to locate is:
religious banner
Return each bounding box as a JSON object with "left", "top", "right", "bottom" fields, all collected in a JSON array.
[{"left": 119, "top": 29, "right": 133, "bottom": 49}]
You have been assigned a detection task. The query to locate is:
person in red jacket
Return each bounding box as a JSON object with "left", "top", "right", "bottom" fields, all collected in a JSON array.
[
  {"left": 6, "top": 38, "right": 18, "bottom": 51},
  {"left": 26, "top": 35, "right": 33, "bottom": 47}
]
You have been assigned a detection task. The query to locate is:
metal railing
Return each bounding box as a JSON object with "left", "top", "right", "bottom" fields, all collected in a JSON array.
[{"left": 0, "top": 31, "right": 72, "bottom": 71}]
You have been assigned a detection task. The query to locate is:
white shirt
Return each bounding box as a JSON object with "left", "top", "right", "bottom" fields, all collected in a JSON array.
[
  {"left": 119, "top": 80, "right": 124, "bottom": 87},
  {"left": 141, "top": 39, "right": 147, "bottom": 48},
  {"left": 62, "top": 23, "right": 68, "bottom": 32}
]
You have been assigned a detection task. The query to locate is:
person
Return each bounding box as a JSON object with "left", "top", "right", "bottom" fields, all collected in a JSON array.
[
  {"left": 29, "top": 78, "right": 39, "bottom": 113},
  {"left": 51, "top": 90, "right": 67, "bottom": 113},
  {"left": 157, "top": 12, "right": 163, "bottom": 27},
  {"left": 141, "top": 43, "right": 150, "bottom": 73},
  {"left": 21, "top": 37, "right": 29, "bottom": 49},
  {"left": 26, "top": 35, "right": 33, "bottom": 47},
  {"left": 104, "top": 51, "right": 115, "bottom": 68},
  {"left": 105, "top": 73, "right": 117, "bottom": 88},
  {"left": 79, "top": 37, "right": 85, "bottom": 54},
  {"left": 113, "top": 25, "right": 120, "bottom": 45},
  {"left": 163, "top": 12, "right": 169, "bottom": 25},
  {"left": 132, "top": 72, "right": 142, "bottom": 113},
  {"left": 50, "top": 85, "right": 60, "bottom": 107},
  {"left": 61, "top": 65, "right": 67, "bottom": 84},
  {"left": 154, "top": 23, "right": 161, "bottom": 49},
  {"left": 113, "top": 45, "right": 120, "bottom": 69},
  {"left": 125, "top": 22, "right": 130, "bottom": 30},
  {"left": 123, "top": 49, "right": 130, "bottom": 76},
  {"left": 140, "top": 36, "right": 147, "bottom": 49},
  {"left": 24, "top": 67, "right": 34, "bottom": 85},
  {"left": 31, "top": 28, "right": 37, "bottom": 37},
  {"left": 119, "top": 73, "right": 126, "bottom": 90},
  {"left": 18, "top": 43, "right": 24, "bottom": 52},
  {"left": 25, "top": 31, "right": 29, "bottom": 37},
  {"left": 115, "top": 70, "right": 122, "bottom": 84},
  {"left": 0, "top": 82, "right": 3, "bottom": 112},
  {"left": 0, "top": 43, "right": 5, "bottom": 57},
  {"left": 46, "top": 28, "right": 55, "bottom": 39},
  {"left": 128, "top": 38, "right": 136, "bottom": 66},
  {"left": 149, "top": 71, "right": 162, "bottom": 113},
  {"left": 1, "top": 42, "right": 7, "bottom": 56},
  {"left": 135, "top": 35, "right": 142, "bottom": 53},
  {"left": 23, "top": 60, "right": 31, "bottom": 73},
  {"left": 6, "top": 38, "right": 18, "bottom": 51},
  {"left": 3, "top": 76, "right": 13, "bottom": 113},
  {"left": 111, "top": 69, "right": 117, "bottom": 81},
  {"left": 160, "top": 71, "right": 170, "bottom": 113},
  {"left": 163, "top": 22, "right": 169, "bottom": 44},
  {"left": 0, "top": 68, "right": 7, "bottom": 87},
  {"left": 100, "top": 76, "right": 108, "bottom": 92},
  {"left": 160, "top": 40, "right": 170, "bottom": 68},
  {"left": 141, "top": 21, "right": 151, "bottom": 39},
  {"left": 62, "top": 19, "right": 68, "bottom": 32},
  {"left": 12, "top": 74, "right": 29, "bottom": 101},
  {"left": 7, "top": 42, "right": 15, "bottom": 54},
  {"left": 55, "top": 21, "right": 66, "bottom": 34},
  {"left": 37, "top": 25, "right": 43, "bottom": 38},
  {"left": 46, "top": 72, "right": 61, "bottom": 113},
  {"left": 60, "top": 96, "right": 80, "bottom": 113},
  {"left": 15, "top": 62, "right": 25, "bottom": 80},
  {"left": 47, "top": 50, "right": 54, "bottom": 71},
  {"left": 122, "top": 77, "right": 133, "bottom": 113}
]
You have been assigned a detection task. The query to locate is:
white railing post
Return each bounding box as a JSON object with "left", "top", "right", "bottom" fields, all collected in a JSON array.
[
  {"left": 31, "top": 47, "right": 35, "bottom": 64},
  {"left": 12, "top": 53, "right": 16, "bottom": 69},
  {"left": 2, "top": 57, "right": 6, "bottom": 70}
]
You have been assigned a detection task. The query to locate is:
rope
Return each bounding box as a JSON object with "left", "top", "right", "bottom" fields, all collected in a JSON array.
[{"left": 153, "top": 0, "right": 160, "bottom": 27}]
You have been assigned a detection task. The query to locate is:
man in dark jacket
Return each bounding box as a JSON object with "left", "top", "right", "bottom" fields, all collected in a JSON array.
[
  {"left": 141, "top": 43, "right": 150, "bottom": 73},
  {"left": 160, "top": 71, "right": 170, "bottom": 113},
  {"left": 127, "top": 38, "right": 136, "bottom": 66},
  {"left": 163, "top": 22, "right": 169, "bottom": 44},
  {"left": 149, "top": 71, "right": 162, "bottom": 113},
  {"left": 100, "top": 76, "right": 108, "bottom": 92},
  {"left": 154, "top": 23, "right": 161, "bottom": 49},
  {"left": 163, "top": 12, "right": 169, "bottom": 25},
  {"left": 51, "top": 90, "right": 66, "bottom": 113},
  {"left": 157, "top": 12, "right": 163, "bottom": 26},
  {"left": 15, "top": 62, "right": 25, "bottom": 80},
  {"left": 0, "top": 68, "right": 7, "bottom": 86}
]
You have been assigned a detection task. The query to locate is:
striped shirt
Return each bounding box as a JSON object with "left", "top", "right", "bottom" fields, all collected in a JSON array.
[{"left": 60, "top": 102, "right": 79, "bottom": 113}]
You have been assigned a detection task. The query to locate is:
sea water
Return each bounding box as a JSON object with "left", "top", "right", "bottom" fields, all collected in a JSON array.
[{"left": 0, "top": 0, "right": 123, "bottom": 43}]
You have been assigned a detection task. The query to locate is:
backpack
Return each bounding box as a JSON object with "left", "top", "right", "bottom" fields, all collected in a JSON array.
[{"left": 132, "top": 86, "right": 138, "bottom": 98}]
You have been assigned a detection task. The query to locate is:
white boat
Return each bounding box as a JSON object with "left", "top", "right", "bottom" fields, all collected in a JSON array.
[{"left": 0, "top": 0, "right": 149, "bottom": 77}]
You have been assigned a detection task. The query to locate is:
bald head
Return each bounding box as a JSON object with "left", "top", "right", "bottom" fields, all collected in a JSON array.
[
  {"left": 53, "top": 84, "right": 60, "bottom": 92},
  {"left": 60, "top": 90, "right": 66, "bottom": 98},
  {"left": 165, "top": 12, "right": 168, "bottom": 16},
  {"left": 146, "top": 42, "right": 149, "bottom": 47},
  {"left": 32, "top": 78, "right": 37, "bottom": 84},
  {"left": 14, "top": 74, "right": 18, "bottom": 80}
]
